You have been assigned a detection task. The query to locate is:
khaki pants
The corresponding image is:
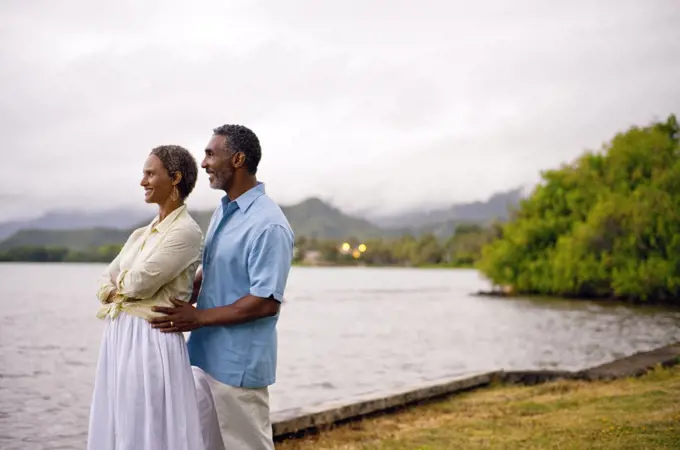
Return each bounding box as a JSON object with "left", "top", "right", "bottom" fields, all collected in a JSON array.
[{"left": 193, "top": 366, "right": 274, "bottom": 450}]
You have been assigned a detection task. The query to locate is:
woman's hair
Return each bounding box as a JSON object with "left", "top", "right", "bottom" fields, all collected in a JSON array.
[{"left": 150, "top": 145, "right": 198, "bottom": 199}]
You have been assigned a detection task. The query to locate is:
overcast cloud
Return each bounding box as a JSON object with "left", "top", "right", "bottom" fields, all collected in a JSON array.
[{"left": 1, "top": 0, "right": 679, "bottom": 221}]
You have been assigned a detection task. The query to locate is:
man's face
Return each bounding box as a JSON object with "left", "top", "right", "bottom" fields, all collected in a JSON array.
[{"left": 202, "top": 135, "right": 234, "bottom": 191}]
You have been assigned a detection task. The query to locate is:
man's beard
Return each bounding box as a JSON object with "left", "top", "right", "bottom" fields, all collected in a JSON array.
[{"left": 212, "top": 170, "right": 233, "bottom": 191}]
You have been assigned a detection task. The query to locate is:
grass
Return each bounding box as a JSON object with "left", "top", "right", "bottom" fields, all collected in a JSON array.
[{"left": 276, "top": 364, "right": 680, "bottom": 449}]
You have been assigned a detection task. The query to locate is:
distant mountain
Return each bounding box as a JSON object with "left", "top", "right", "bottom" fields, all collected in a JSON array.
[
  {"left": 0, "top": 198, "right": 388, "bottom": 250},
  {"left": 133, "top": 198, "right": 386, "bottom": 239},
  {"left": 280, "top": 197, "right": 387, "bottom": 239},
  {"left": 369, "top": 188, "right": 524, "bottom": 228},
  {"left": 0, "top": 189, "right": 523, "bottom": 250},
  {"left": 147, "top": 198, "right": 388, "bottom": 239},
  {"left": 0, "top": 208, "right": 151, "bottom": 240}
]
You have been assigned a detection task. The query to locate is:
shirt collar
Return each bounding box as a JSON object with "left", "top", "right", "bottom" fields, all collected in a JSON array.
[
  {"left": 221, "top": 182, "right": 265, "bottom": 213},
  {"left": 151, "top": 204, "right": 187, "bottom": 233}
]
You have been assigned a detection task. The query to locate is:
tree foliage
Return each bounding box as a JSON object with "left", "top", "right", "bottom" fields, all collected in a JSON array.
[
  {"left": 477, "top": 115, "right": 680, "bottom": 303},
  {"left": 291, "top": 224, "right": 498, "bottom": 267}
]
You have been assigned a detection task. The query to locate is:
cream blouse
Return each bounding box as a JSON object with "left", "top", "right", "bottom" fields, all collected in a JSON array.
[{"left": 95, "top": 204, "right": 203, "bottom": 321}]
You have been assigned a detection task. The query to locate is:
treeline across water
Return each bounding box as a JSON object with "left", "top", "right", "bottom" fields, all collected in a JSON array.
[
  {"left": 0, "top": 223, "right": 495, "bottom": 268},
  {"left": 0, "top": 244, "right": 122, "bottom": 263},
  {"left": 293, "top": 223, "right": 498, "bottom": 267}
]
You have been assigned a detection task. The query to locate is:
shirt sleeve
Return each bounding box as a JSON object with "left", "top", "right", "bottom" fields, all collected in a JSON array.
[
  {"left": 96, "top": 253, "right": 121, "bottom": 304},
  {"left": 248, "top": 224, "right": 294, "bottom": 302},
  {"left": 95, "top": 229, "right": 142, "bottom": 304},
  {"left": 116, "top": 224, "right": 203, "bottom": 300}
]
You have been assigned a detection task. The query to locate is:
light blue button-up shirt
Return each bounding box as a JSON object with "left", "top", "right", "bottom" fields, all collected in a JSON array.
[{"left": 187, "top": 182, "right": 294, "bottom": 388}]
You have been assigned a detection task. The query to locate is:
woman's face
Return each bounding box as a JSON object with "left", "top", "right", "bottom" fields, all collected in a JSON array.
[{"left": 140, "top": 154, "right": 174, "bottom": 204}]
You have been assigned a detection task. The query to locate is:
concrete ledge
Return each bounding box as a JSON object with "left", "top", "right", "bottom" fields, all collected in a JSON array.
[
  {"left": 496, "top": 369, "right": 579, "bottom": 385},
  {"left": 272, "top": 371, "right": 497, "bottom": 439},
  {"left": 272, "top": 342, "right": 680, "bottom": 440},
  {"left": 578, "top": 342, "right": 680, "bottom": 381}
]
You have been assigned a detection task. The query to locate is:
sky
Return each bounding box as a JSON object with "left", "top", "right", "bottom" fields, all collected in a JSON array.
[{"left": 1, "top": 0, "right": 679, "bottom": 221}]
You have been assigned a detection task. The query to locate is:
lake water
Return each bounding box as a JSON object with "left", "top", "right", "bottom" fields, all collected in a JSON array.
[{"left": 1, "top": 263, "right": 680, "bottom": 449}]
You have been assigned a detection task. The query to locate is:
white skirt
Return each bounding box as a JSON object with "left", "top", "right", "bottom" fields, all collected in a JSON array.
[{"left": 86, "top": 312, "right": 206, "bottom": 450}]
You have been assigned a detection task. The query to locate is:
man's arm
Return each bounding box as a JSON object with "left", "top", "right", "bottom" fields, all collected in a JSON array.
[
  {"left": 151, "top": 293, "right": 279, "bottom": 331},
  {"left": 150, "top": 224, "right": 293, "bottom": 332},
  {"left": 202, "top": 293, "right": 280, "bottom": 323}
]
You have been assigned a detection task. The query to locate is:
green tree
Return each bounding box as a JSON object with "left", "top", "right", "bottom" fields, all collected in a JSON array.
[
  {"left": 477, "top": 114, "right": 680, "bottom": 304},
  {"left": 413, "top": 233, "right": 444, "bottom": 265},
  {"left": 445, "top": 224, "right": 495, "bottom": 267}
]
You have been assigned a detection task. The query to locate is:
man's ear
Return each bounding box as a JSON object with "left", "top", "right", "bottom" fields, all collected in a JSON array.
[{"left": 232, "top": 152, "right": 245, "bottom": 169}]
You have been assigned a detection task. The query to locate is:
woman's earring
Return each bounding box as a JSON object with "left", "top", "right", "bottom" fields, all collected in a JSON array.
[{"left": 171, "top": 186, "right": 179, "bottom": 201}]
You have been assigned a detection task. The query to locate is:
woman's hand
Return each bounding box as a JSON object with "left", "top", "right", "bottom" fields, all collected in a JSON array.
[{"left": 104, "top": 289, "right": 118, "bottom": 304}]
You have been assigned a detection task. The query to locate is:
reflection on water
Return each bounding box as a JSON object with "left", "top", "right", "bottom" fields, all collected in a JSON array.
[{"left": 1, "top": 263, "right": 679, "bottom": 449}]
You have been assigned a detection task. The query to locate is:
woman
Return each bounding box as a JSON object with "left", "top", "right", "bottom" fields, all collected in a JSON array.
[{"left": 87, "top": 145, "right": 218, "bottom": 450}]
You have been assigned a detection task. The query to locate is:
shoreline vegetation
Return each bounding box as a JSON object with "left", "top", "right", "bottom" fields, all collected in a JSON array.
[
  {"left": 0, "top": 244, "right": 122, "bottom": 263},
  {"left": 276, "top": 363, "right": 680, "bottom": 449},
  {"left": 0, "top": 252, "right": 473, "bottom": 270},
  {"left": 0, "top": 222, "right": 493, "bottom": 268},
  {"left": 476, "top": 114, "right": 680, "bottom": 306},
  {"left": 1, "top": 115, "right": 678, "bottom": 306}
]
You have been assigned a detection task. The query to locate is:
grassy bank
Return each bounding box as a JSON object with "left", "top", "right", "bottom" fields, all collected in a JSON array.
[{"left": 276, "top": 365, "right": 680, "bottom": 449}]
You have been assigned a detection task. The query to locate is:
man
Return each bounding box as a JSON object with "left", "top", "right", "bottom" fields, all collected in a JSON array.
[{"left": 150, "top": 124, "right": 294, "bottom": 449}]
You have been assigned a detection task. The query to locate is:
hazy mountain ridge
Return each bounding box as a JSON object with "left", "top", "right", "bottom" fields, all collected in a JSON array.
[
  {"left": 0, "top": 189, "right": 523, "bottom": 250},
  {"left": 0, "top": 208, "right": 151, "bottom": 240},
  {"left": 369, "top": 188, "right": 524, "bottom": 228}
]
